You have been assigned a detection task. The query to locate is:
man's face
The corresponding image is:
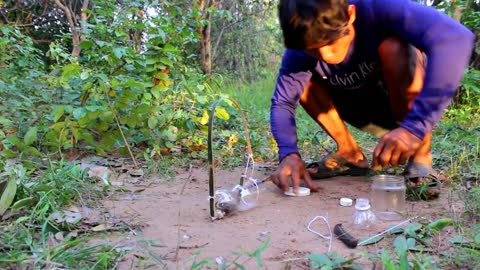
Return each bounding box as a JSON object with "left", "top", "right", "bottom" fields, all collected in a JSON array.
[
  {"left": 304, "top": 24, "right": 355, "bottom": 64},
  {"left": 304, "top": 4, "right": 356, "bottom": 64}
]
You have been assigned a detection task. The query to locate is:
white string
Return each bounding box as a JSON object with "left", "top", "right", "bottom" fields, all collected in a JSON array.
[
  {"left": 244, "top": 153, "right": 255, "bottom": 179},
  {"left": 242, "top": 178, "right": 260, "bottom": 205},
  {"left": 357, "top": 216, "right": 417, "bottom": 246},
  {"left": 307, "top": 215, "right": 333, "bottom": 253}
]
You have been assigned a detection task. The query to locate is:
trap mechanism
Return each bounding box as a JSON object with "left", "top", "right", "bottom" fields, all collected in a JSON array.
[{"left": 207, "top": 97, "right": 255, "bottom": 220}]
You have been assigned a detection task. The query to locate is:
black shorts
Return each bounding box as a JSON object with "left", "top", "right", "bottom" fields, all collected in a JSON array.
[{"left": 328, "top": 80, "right": 399, "bottom": 133}]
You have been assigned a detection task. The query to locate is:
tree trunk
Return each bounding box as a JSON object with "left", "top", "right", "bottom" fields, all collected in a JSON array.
[
  {"left": 198, "top": 0, "right": 215, "bottom": 74},
  {"left": 52, "top": 0, "right": 89, "bottom": 58}
]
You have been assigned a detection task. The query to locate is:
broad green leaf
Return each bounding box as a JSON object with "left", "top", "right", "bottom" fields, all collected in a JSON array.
[
  {"left": 394, "top": 235, "right": 408, "bottom": 255},
  {"left": 475, "top": 232, "right": 480, "bottom": 244},
  {"left": 162, "top": 43, "right": 179, "bottom": 52},
  {"left": 113, "top": 47, "right": 123, "bottom": 59},
  {"left": 11, "top": 197, "right": 36, "bottom": 210},
  {"left": 7, "top": 136, "right": 23, "bottom": 148},
  {"left": 307, "top": 253, "right": 332, "bottom": 268},
  {"left": 73, "top": 108, "right": 87, "bottom": 119},
  {"left": 81, "top": 131, "right": 95, "bottom": 145},
  {"left": 71, "top": 127, "right": 80, "bottom": 142},
  {"left": 0, "top": 178, "right": 17, "bottom": 216},
  {"left": 163, "top": 127, "right": 177, "bottom": 142},
  {"left": 152, "top": 84, "right": 167, "bottom": 93},
  {"left": 388, "top": 226, "right": 405, "bottom": 235},
  {"left": 406, "top": 237, "right": 416, "bottom": 248},
  {"left": 15, "top": 216, "right": 30, "bottom": 224},
  {"left": 24, "top": 146, "right": 41, "bottom": 156},
  {"left": 53, "top": 106, "right": 65, "bottom": 122},
  {"left": 449, "top": 235, "right": 470, "bottom": 244},
  {"left": 32, "top": 184, "right": 53, "bottom": 192},
  {"left": 404, "top": 222, "right": 422, "bottom": 237},
  {"left": 85, "top": 105, "right": 103, "bottom": 112},
  {"left": 79, "top": 40, "right": 94, "bottom": 49},
  {"left": 394, "top": 236, "right": 410, "bottom": 270},
  {"left": 132, "top": 104, "right": 153, "bottom": 114},
  {"left": 146, "top": 58, "right": 157, "bottom": 65},
  {"left": 154, "top": 72, "right": 168, "bottom": 80},
  {"left": 148, "top": 116, "right": 158, "bottom": 129},
  {"left": 427, "top": 218, "right": 452, "bottom": 233},
  {"left": 159, "top": 57, "right": 173, "bottom": 66},
  {"left": 23, "top": 126, "right": 37, "bottom": 146},
  {"left": 80, "top": 70, "right": 90, "bottom": 80},
  {"left": 151, "top": 89, "right": 161, "bottom": 99},
  {"left": 2, "top": 148, "right": 16, "bottom": 158},
  {"left": 0, "top": 117, "right": 13, "bottom": 128},
  {"left": 62, "top": 63, "right": 81, "bottom": 80},
  {"left": 186, "top": 120, "right": 196, "bottom": 130},
  {"left": 197, "top": 95, "right": 208, "bottom": 104},
  {"left": 214, "top": 107, "right": 230, "bottom": 120},
  {"left": 358, "top": 234, "right": 384, "bottom": 246}
]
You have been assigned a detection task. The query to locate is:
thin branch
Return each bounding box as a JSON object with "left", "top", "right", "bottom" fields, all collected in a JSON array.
[
  {"left": 33, "top": 39, "right": 52, "bottom": 44},
  {"left": 52, "top": 0, "right": 74, "bottom": 31},
  {"left": 212, "top": 19, "right": 226, "bottom": 61},
  {"left": 102, "top": 87, "right": 139, "bottom": 168},
  {"left": 52, "top": 0, "right": 81, "bottom": 57},
  {"left": 14, "top": 23, "right": 34, "bottom": 27}
]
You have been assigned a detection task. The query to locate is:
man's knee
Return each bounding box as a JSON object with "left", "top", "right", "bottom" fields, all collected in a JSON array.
[
  {"left": 378, "top": 37, "right": 418, "bottom": 83},
  {"left": 378, "top": 37, "right": 410, "bottom": 58}
]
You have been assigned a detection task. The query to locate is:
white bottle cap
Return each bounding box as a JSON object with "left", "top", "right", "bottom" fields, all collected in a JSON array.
[
  {"left": 339, "top": 197, "right": 353, "bottom": 206},
  {"left": 355, "top": 198, "right": 371, "bottom": 211},
  {"left": 284, "top": 187, "right": 311, "bottom": 197}
]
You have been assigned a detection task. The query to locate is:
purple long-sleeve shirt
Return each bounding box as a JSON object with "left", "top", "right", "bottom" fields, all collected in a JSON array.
[{"left": 271, "top": 0, "right": 474, "bottom": 161}]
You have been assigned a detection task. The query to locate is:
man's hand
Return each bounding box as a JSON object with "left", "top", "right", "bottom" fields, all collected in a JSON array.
[
  {"left": 373, "top": 127, "right": 423, "bottom": 170},
  {"left": 271, "top": 153, "right": 318, "bottom": 194}
]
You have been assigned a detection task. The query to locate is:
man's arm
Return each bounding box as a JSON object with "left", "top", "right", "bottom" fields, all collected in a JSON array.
[
  {"left": 371, "top": 0, "right": 474, "bottom": 139},
  {"left": 271, "top": 49, "right": 317, "bottom": 161}
]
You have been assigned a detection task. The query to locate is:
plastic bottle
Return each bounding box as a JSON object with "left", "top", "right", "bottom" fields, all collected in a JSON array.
[
  {"left": 353, "top": 198, "right": 377, "bottom": 227},
  {"left": 214, "top": 179, "right": 264, "bottom": 214}
]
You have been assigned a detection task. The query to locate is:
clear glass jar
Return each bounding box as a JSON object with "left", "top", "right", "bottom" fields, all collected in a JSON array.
[{"left": 371, "top": 175, "right": 406, "bottom": 220}]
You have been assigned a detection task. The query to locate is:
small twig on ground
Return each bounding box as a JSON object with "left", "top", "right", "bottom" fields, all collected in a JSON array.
[
  {"left": 413, "top": 236, "right": 431, "bottom": 248},
  {"left": 179, "top": 242, "right": 209, "bottom": 249},
  {"left": 175, "top": 164, "right": 194, "bottom": 269},
  {"left": 437, "top": 230, "right": 444, "bottom": 254}
]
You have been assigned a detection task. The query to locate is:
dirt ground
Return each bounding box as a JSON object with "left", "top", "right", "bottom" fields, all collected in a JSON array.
[{"left": 101, "top": 164, "right": 457, "bottom": 270}]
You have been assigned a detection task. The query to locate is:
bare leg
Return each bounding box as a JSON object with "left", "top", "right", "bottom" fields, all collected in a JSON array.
[
  {"left": 379, "top": 37, "right": 432, "bottom": 166},
  {"left": 299, "top": 80, "right": 369, "bottom": 168}
]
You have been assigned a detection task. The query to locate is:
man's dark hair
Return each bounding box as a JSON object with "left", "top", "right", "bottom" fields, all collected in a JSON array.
[{"left": 279, "top": 0, "right": 350, "bottom": 49}]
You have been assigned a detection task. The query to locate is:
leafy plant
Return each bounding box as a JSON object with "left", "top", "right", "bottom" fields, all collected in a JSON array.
[
  {"left": 187, "top": 237, "right": 270, "bottom": 269},
  {"left": 307, "top": 252, "right": 360, "bottom": 270}
]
